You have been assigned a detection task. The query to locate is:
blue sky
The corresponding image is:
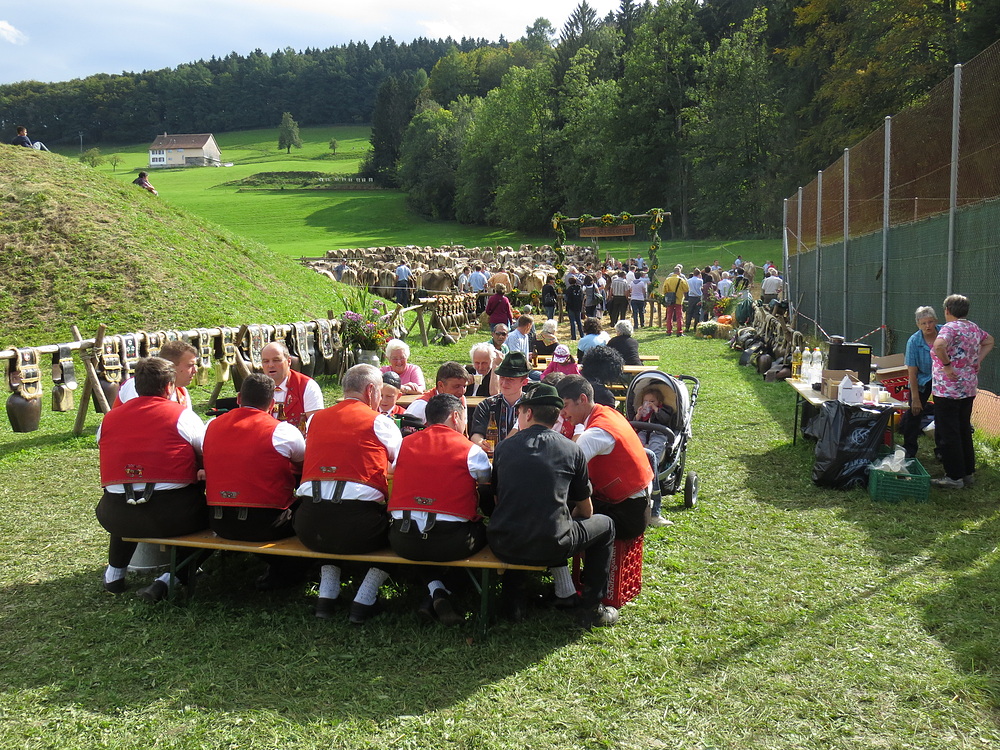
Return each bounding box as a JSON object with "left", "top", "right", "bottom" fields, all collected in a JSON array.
[{"left": 1, "top": 1, "right": 619, "bottom": 85}]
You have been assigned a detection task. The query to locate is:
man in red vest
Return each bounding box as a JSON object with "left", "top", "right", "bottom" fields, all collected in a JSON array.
[
  {"left": 96, "top": 357, "right": 208, "bottom": 601},
  {"left": 260, "top": 341, "right": 323, "bottom": 433},
  {"left": 203, "top": 373, "right": 306, "bottom": 588},
  {"left": 402, "top": 360, "right": 469, "bottom": 424},
  {"left": 489, "top": 383, "right": 618, "bottom": 628},
  {"left": 114, "top": 340, "right": 198, "bottom": 411},
  {"left": 293, "top": 364, "right": 402, "bottom": 623},
  {"left": 556, "top": 375, "right": 653, "bottom": 541},
  {"left": 388, "top": 393, "right": 492, "bottom": 625}
]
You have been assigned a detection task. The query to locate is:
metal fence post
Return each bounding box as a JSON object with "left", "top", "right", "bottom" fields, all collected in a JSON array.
[
  {"left": 947, "top": 63, "right": 962, "bottom": 296},
  {"left": 843, "top": 148, "right": 850, "bottom": 338},
  {"left": 796, "top": 186, "right": 803, "bottom": 325},
  {"left": 882, "top": 116, "right": 891, "bottom": 356},
  {"left": 815, "top": 170, "right": 823, "bottom": 340}
]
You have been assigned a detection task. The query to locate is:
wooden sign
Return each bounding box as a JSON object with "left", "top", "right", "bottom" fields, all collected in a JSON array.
[{"left": 580, "top": 224, "right": 636, "bottom": 238}]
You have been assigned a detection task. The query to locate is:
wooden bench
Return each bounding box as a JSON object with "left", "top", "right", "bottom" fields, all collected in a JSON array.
[{"left": 123, "top": 529, "right": 545, "bottom": 637}]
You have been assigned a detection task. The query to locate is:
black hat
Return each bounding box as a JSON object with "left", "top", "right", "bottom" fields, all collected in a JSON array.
[
  {"left": 518, "top": 383, "right": 563, "bottom": 409},
  {"left": 495, "top": 351, "right": 531, "bottom": 378},
  {"left": 381, "top": 371, "right": 401, "bottom": 389}
]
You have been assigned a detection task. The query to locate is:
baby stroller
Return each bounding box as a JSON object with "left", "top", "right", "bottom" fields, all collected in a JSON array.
[{"left": 625, "top": 371, "right": 700, "bottom": 509}]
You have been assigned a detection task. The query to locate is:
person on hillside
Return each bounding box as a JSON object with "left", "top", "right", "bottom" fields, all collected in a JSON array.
[
  {"left": 96, "top": 357, "right": 208, "bottom": 601},
  {"left": 930, "top": 294, "right": 994, "bottom": 489},
  {"left": 260, "top": 341, "right": 323, "bottom": 433},
  {"left": 294, "top": 364, "right": 402, "bottom": 623},
  {"left": 380, "top": 338, "right": 424, "bottom": 395},
  {"left": 486, "top": 284, "right": 514, "bottom": 332},
  {"left": 132, "top": 171, "right": 158, "bottom": 195},
  {"left": 388, "top": 393, "right": 492, "bottom": 625},
  {"left": 661, "top": 266, "right": 688, "bottom": 337},
  {"left": 10, "top": 126, "right": 32, "bottom": 147},
  {"left": 402, "top": 360, "right": 469, "bottom": 425},
  {"left": 202, "top": 373, "right": 306, "bottom": 588},
  {"left": 556, "top": 375, "right": 653, "bottom": 541},
  {"left": 606, "top": 320, "right": 642, "bottom": 365},
  {"left": 488, "top": 383, "right": 619, "bottom": 628},
  {"left": 900, "top": 306, "right": 939, "bottom": 459},
  {"left": 469, "top": 352, "right": 531, "bottom": 450},
  {"left": 114, "top": 340, "right": 198, "bottom": 411}
]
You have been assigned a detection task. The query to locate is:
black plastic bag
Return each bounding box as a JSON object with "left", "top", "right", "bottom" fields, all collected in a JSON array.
[{"left": 804, "top": 400, "right": 894, "bottom": 489}]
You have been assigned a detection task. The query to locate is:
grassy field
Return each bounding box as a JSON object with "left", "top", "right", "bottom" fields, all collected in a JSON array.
[{"left": 1, "top": 326, "right": 998, "bottom": 749}]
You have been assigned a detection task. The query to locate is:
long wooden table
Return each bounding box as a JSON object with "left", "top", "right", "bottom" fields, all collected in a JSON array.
[
  {"left": 787, "top": 377, "right": 907, "bottom": 445},
  {"left": 397, "top": 394, "right": 486, "bottom": 408}
]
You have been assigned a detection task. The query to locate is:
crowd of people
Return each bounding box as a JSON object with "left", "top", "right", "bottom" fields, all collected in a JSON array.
[{"left": 96, "top": 334, "right": 675, "bottom": 629}]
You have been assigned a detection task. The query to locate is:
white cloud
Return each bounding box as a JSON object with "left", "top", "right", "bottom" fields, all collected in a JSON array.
[{"left": 0, "top": 20, "right": 28, "bottom": 44}]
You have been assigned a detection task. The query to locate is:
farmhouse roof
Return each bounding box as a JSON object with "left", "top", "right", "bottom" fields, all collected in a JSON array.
[{"left": 149, "top": 133, "right": 215, "bottom": 149}]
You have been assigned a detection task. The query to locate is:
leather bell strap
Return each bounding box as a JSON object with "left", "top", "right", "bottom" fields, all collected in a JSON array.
[
  {"left": 146, "top": 331, "right": 163, "bottom": 358},
  {"left": 313, "top": 319, "right": 335, "bottom": 359},
  {"left": 118, "top": 333, "right": 141, "bottom": 377},
  {"left": 8, "top": 347, "right": 42, "bottom": 399},
  {"left": 216, "top": 327, "right": 238, "bottom": 366},
  {"left": 51, "top": 345, "right": 78, "bottom": 390},
  {"left": 195, "top": 328, "right": 214, "bottom": 369},
  {"left": 97, "top": 340, "right": 123, "bottom": 383},
  {"left": 293, "top": 322, "right": 312, "bottom": 366},
  {"left": 245, "top": 324, "right": 268, "bottom": 369}
]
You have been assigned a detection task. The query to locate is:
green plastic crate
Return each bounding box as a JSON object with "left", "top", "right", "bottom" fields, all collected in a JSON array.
[{"left": 869, "top": 455, "right": 930, "bottom": 503}]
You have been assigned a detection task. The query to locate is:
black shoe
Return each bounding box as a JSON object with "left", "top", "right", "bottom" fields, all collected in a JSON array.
[
  {"left": 577, "top": 604, "right": 619, "bottom": 629},
  {"left": 103, "top": 578, "right": 127, "bottom": 594},
  {"left": 432, "top": 592, "right": 464, "bottom": 626},
  {"left": 137, "top": 580, "right": 169, "bottom": 603},
  {"left": 417, "top": 596, "right": 435, "bottom": 623},
  {"left": 315, "top": 597, "right": 342, "bottom": 620},
  {"left": 348, "top": 598, "right": 382, "bottom": 625},
  {"left": 551, "top": 592, "right": 581, "bottom": 610}
]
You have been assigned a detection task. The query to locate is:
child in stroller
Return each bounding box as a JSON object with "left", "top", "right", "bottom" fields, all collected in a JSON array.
[{"left": 635, "top": 387, "right": 675, "bottom": 466}]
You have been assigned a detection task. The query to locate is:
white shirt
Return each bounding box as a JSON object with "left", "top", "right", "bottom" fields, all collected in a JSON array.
[
  {"left": 506, "top": 328, "right": 531, "bottom": 356},
  {"left": 97, "top": 407, "right": 207, "bottom": 493},
  {"left": 576, "top": 412, "right": 648, "bottom": 500},
  {"left": 117, "top": 377, "right": 193, "bottom": 411},
  {"left": 390, "top": 442, "right": 491, "bottom": 531},
  {"left": 205, "top": 408, "right": 306, "bottom": 461},
  {"left": 761, "top": 275, "right": 784, "bottom": 295},
  {"left": 274, "top": 373, "right": 324, "bottom": 413},
  {"left": 296, "top": 409, "right": 402, "bottom": 502}
]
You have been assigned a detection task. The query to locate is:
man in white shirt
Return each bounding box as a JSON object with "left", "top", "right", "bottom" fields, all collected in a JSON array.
[
  {"left": 114, "top": 340, "right": 198, "bottom": 411},
  {"left": 505, "top": 315, "right": 533, "bottom": 357},
  {"left": 760, "top": 268, "right": 784, "bottom": 307},
  {"left": 260, "top": 341, "right": 323, "bottom": 432}
]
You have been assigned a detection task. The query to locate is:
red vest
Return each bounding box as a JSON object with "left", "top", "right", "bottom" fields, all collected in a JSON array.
[
  {"left": 301, "top": 399, "right": 389, "bottom": 498},
  {"left": 388, "top": 424, "right": 480, "bottom": 520},
  {"left": 585, "top": 403, "right": 654, "bottom": 503},
  {"left": 112, "top": 379, "right": 189, "bottom": 410},
  {"left": 271, "top": 369, "right": 312, "bottom": 430},
  {"left": 203, "top": 408, "right": 298, "bottom": 510},
  {"left": 99, "top": 396, "right": 198, "bottom": 486},
  {"left": 418, "top": 388, "right": 466, "bottom": 407}
]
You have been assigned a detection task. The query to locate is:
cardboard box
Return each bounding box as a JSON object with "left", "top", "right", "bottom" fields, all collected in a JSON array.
[
  {"left": 821, "top": 369, "right": 861, "bottom": 399},
  {"left": 872, "top": 354, "right": 909, "bottom": 401}
]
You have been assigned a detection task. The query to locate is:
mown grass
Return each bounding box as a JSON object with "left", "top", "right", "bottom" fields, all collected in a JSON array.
[{"left": 3, "top": 325, "right": 997, "bottom": 749}]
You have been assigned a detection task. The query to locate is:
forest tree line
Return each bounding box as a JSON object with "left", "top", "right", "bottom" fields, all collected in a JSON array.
[{"left": 2, "top": 0, "right": 996, "bottom": 238}]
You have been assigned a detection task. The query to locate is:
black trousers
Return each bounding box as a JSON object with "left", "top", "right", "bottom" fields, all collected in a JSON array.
[
  {"left": 96, "top": 484, "right": 208, "bottom": 582},
  {"left": 388, "top": 517, "right": 487, "bottom": 562},
  {"left": 899, "top": 382, "right": 933, "bottom": 458},
  {"left": 593, "top": 493, "right": 648, "bottom": 541},
  {"left": 608, "top": 296, "right": 628, "bottom": 325},
  {"left": 209, "top": 504, "right": 296, "bottom": 542},
  {"left": 934, "top": 395, "right": 976, "bottom": 480},
  {"left": 684, "top": 298, "right": 702, "bottom": 330},
  {"left": 294, "top": 498, "right": 388, "bottom": 554}
]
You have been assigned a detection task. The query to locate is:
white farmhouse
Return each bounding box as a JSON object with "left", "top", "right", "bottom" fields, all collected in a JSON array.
[{"left": 148, "top": 133, "right": 222, "bottom": 167}]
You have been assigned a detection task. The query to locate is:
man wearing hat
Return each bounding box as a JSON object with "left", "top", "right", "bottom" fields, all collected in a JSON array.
[
  {"left": 489, "top": 383, "right": 618, "bottom": 628},
  {"left": 556, "top": 375, "right": 653, "bottom": 540},
  {"left": 469, "top": 351, "right": 530, "bottom": 448}
]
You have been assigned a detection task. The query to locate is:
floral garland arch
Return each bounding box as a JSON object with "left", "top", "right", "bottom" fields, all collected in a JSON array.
[{"left": 551, "top": 209, "right": 668, "bottom": 288}]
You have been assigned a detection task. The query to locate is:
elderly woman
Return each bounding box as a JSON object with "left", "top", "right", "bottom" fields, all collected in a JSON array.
[
  {"left": 485, "top": 284, "right": 514, "bottom": 331},
  {"left": 606, "top": 319, "right": 642, "bottom": 365},
  {"left": 380, "top": 339, "right": 425, "bottom": 395},
  {"left": 466, "top": 341, "right": 502, "bottom": 397},
  {"left": 900, "top": 306, "right": 940, "bottom": 459},
  {"left": 534, "top": 318, "right": 560, "bottom": 356},
  {"left": 930, "top": 294, "right": 994, "bottom": 488}
]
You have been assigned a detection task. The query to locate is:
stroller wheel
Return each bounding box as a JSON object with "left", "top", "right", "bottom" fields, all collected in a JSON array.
[{"left": 684, "top": 471, "right": 699, "bottom": 509}]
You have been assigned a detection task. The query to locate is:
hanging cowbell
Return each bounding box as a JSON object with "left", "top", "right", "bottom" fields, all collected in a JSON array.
[{"left": 7, "top": 347, "right": 43, "bottom": 432}]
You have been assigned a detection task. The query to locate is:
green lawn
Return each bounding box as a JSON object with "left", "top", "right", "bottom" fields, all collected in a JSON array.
[{"left": 1, "top": 328, "right": 998, "bottom": 749}]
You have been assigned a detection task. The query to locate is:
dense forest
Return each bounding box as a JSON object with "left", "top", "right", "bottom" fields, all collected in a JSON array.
[{"left": 2, "top": 0, "right": 996, "bottom": 237}]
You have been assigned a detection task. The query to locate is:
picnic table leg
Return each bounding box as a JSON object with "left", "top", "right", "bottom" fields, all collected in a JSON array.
[{"left": 478, "top": 569, "right": 495, "bottom": 642}]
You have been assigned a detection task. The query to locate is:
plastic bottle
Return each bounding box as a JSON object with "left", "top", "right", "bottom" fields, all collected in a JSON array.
[{"left": 791, "top": 347, "right": 802, "bottom": 380}]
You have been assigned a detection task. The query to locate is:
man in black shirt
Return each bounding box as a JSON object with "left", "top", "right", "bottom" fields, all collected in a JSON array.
[{"left": 489, "top": 383, "right": 618, "bottom": 628}]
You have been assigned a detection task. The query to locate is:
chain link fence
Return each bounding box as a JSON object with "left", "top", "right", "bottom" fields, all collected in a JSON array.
[{"left": 784, "top": 41, "right": 1000, "bottom": 394}]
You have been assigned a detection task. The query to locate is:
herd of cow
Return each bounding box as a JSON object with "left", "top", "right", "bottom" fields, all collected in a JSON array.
[{"left": 303, "top": 244, "right": 601, "bottom": 298}]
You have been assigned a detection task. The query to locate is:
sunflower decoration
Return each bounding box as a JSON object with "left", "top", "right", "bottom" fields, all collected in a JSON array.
[{"left": 601, "top": 213, "right": 616, "bottom": 225}]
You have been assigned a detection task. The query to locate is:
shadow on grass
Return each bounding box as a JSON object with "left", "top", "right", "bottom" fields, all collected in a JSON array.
[{"left": 0, "top": 557, "right": 578, "bottom": 720}]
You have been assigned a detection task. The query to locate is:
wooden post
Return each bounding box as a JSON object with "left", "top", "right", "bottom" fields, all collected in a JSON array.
[{"left": 72, "top": 324, "right": 110, "bottom": 435}]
